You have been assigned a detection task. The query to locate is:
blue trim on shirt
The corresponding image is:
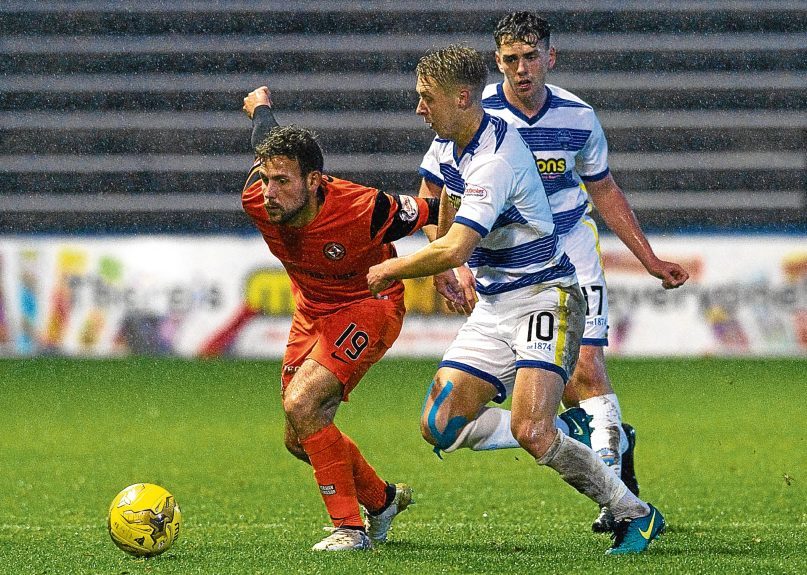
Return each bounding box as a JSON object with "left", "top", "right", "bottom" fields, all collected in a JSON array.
[
  {"left": 468, "top": 233, "right": 559, "bottom": 269},
  {"left": 419, "top": 167, "right": 444, "bottom": 186},
  {"left": 455, "top": 216, "right": 489, "bottom": 238},
  {"left": 490, "top": 115, "right": 508, "bottom": 152},
  {"left": 439, "top": 163, "right": 466, "bottom": 195},
  {"left": 517, "top": 126, "right": 592, "bottom": 152},
  {"left": 491, "top": 205, "right": 529, "bottom": 232},
  {"left": 581, "top": 167, "right": 610, "bottom": 182},
  {"left": 475, "top": 253, "right": 575, "bottom": 296},
  {"left": 438, "top": 360, "right": 507, "bottom": 403},
  {"left": 553, "top": 203, "right": 590, "bottom": 235},
  {"left": 496, "top": 83, "right": 553, "bottom": 125},
  {"left": 457, "top": 113, "right": 490, "bottom": 162}
]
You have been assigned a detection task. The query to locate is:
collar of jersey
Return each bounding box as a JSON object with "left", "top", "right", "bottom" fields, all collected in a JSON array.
[
  {"left": 496, "top": 83, "right": 553, "bottom": 125},
  {"left": 453, "top": 112, "right": 490, "bottom": 164}
]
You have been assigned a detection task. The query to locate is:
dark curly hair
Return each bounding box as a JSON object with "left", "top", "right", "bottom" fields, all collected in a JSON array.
[
  {"left": 255, "top": 125, "right": 324, "bottom": 176},
  {"left": 493, "top": 12, "right": 551, "bottom": 50}
]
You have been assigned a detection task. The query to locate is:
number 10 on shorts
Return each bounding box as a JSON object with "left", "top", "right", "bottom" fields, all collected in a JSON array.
[{"left": 527, "top": 312, "right": 555, "bottom": 342}]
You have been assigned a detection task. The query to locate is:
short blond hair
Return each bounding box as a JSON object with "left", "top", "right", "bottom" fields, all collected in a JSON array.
[{"left": 416, "top": 44, "right": 488, "bottom": 100}]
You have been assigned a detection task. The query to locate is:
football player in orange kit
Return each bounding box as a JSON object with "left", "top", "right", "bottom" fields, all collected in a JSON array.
[{"left": 240, "top": 95, "right": 439, "bottom": 551}]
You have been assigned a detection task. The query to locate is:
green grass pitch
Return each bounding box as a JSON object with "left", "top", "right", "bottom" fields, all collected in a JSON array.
[{"left": 1, "top": 357, "right": 804, "bottom": 574}]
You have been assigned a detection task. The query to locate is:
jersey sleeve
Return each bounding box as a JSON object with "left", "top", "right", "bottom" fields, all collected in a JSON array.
[
  {"left": 370, "top": 191, "right": 440, "bottom": 243},
  {"left": 452, "top": 158, "right": 512, "bottom": 238},
  {"left": 243, "top": 159, "right": 262, "bottom": 193},
  {"left": 418, "top": 139, "right": 445, "bottom": 186},
  {"left": 576, "top": 112, "right": 610, "bottom": 182},
  {"left": 251, "top": 106, "right": 279, "bottom": 150}
]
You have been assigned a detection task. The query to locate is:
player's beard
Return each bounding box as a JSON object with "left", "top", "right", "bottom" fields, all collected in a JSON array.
[{"left": 265, "top": 195, "right": 307, "bottom": 225}]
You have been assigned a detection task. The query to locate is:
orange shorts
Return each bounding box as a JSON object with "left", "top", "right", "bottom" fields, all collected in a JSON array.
[{"left": 281, "top": 296, "right": 405, "bottom": 400}]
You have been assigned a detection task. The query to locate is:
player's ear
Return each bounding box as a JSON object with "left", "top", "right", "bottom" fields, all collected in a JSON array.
[
  {"left": 306, "top": 170, "right": 322, "bottom": 191},
  {"left": 547, "top": 45, "right": 557, "bottom": 70},
  {"left": 494, "top": 50, "right": 505, "bottom": 73},
  {"left": 457, "top": 87, "right": 472, "bottom": 110}
]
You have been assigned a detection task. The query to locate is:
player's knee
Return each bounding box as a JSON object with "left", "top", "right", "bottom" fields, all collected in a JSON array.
[
  {"left": 284, "top": 438, "right": 309, "bottom": 463},
  {"left": 511, "top": 417, "right": 556, "bottom": 458},
  {"left": 282, "top": 387, "right": 314, "bottom": 424},
  {"left": 420, "top": 379, "right": 466, "bottom": 450},
  {"left": 419, "top": 416, "right": 437, "bottom": 446}
]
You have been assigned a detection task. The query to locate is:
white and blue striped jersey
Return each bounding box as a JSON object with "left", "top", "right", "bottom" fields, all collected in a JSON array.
[
  {"left": 426, "top": 113, "right": 575, "bottom": 297},
  {"left": 421, "top": 83, "right": 609, "bottom": 236}
]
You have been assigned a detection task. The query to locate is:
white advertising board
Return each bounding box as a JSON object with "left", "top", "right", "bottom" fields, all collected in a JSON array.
[{"left": 0, "top": 234, "right": 805, "bottom": 358}]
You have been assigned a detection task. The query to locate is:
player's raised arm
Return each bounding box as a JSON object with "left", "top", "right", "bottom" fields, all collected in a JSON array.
[
  {"left": 243, "top": 86, "right": 280, "bottom": 149},
  {"left": 586, "top": 174, "right": 689, "bottom": 289}
]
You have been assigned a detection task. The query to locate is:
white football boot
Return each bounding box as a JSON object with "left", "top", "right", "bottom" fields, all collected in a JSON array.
[
  {"left": 312, "top": 527, "right": 373, "bottom": 551},
  {"left": 364, "top": 483, "right": 414, "bottom": 542}
]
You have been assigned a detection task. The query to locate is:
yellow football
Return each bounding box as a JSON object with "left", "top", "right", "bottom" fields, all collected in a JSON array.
[{"left": 108, "top": 483, "right": 181, "bottom": 557}]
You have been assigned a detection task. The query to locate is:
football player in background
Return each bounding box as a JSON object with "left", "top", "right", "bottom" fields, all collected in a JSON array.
[
  {"left": 417, "top": 12, "right": 689, "bottom": 533},
  {"left": 241, "top": 116, "right": 438, "bottom": 551},
  {"left": 368, "top": 44, "right": 666, "bottom": 555}
]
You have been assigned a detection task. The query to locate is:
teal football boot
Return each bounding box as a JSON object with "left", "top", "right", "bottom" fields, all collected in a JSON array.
[
  {"left": 606, "top": 504, "right": 666, "bottom": 555},
  {"left": 558, "top": 407, "right": 592, "bottom": 448}
]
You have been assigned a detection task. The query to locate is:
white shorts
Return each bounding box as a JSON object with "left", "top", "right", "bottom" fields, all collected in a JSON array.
[
  {"left": 440, "top": 282, "right": 585, "bottom": 403},
  {"left": 560, "top": 214, "right": 609, "bottom": 346}
]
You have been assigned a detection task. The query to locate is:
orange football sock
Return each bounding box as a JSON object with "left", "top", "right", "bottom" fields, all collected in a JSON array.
[
  {"left": 342, "top": 433, "right": 388, "bottom": 513},
  {"left": 300, "top": 424, "right": 363, "bottom": 528}
]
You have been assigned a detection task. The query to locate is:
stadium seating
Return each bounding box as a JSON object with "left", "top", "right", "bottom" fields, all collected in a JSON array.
[{"left": 1, "top": 0, "right": 804, "bottom": 233}]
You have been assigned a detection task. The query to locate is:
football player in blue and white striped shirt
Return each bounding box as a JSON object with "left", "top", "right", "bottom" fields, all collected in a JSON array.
[
  {"left": 368, "top": 44, "right": 665, "bottom": 555},
  {"left": 418, "top": 12, "right": 688, "bottom": 538}
]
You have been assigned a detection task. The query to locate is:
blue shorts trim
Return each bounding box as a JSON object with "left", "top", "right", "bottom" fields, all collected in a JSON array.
[
  {"left": 514, "top": 360, "right": 569, "bottom": 384},
  {"left": 581, "top": 337, "right": 608, "bottom": 347},
  {"left": 438, "top": 360, "right": 507, "bottom": 403}
]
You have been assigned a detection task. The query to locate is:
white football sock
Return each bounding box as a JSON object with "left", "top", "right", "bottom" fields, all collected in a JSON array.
[
  {"left": 445, "top": 407, "right": 573, "bottom": 452},
  {"left": 538, "top": 429, "right": 647, "bottom": 520},
  {"left": 579, "top": 394, "right": 628, "bottom": 477},
  {"left": 445, "top": 407, "right": 519, "bottom": 452}
]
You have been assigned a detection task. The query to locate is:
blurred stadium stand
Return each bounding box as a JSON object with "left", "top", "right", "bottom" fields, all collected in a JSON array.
[{"left": 1, "top": 0, "right": 805, "bottom": 234}]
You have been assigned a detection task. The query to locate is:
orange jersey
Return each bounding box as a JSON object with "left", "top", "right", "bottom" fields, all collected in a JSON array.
[{"left": 242, "top": 164, "right": 438, "bottom": 315}]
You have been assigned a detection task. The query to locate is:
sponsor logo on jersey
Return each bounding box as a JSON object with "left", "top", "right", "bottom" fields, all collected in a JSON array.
[
  {"left": 397, "top": 194, "right": 419, "bottom": 222},
  {"left": 323, "top": 242, "right": 346, "bottom": 261},
  {"left": 536, "top": 158, "right": 567, "bottom": 174},
  {"left": 463, "top": 186, "right": 488, "bottom": 201}
]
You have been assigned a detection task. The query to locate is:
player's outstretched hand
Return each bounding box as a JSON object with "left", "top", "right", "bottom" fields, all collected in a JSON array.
[
  {"left": 649, "top": 259, "right": 689, "bottom": 289},
  {"left": 433, "top": 267, "right": 476, "bottom": 315},
  {"left": 243, "top": 86, "right": 272, "bottom": 119},
  {"left": 433, "top": 270, "right": 470, "bottom": 314},
  {"left": 367, "top": 262, "right": 393, "bottom": 297}
]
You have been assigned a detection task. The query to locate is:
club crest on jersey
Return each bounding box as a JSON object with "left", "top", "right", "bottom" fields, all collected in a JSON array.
[
  {"left": 397, "top": 194, "right": 419, "bottom": 222},
  {"left": 323, "top": 242, "right": 346, "bottom": 260},
  {"left": 556, "top": 129, "right": 572, "bottom": 149},
  {"left": 463, "top": 186, "right": 488, "bottom": 201}
]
